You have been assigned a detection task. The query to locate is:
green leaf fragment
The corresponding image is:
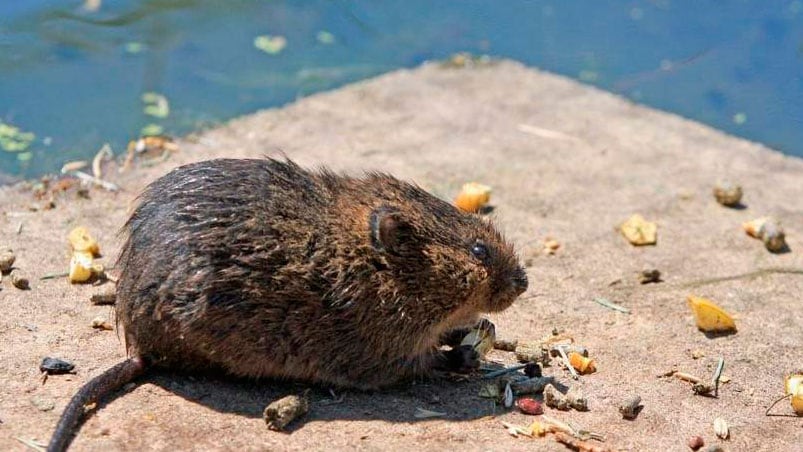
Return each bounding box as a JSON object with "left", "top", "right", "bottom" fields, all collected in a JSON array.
[
  {"left": 124, "top": 42, "right": 145, "bottom": 54},
  {"left": 316, "top": 31, "right": 335, "bottom": 45},
  {"left": 254, "top": 35, "right": 287, "bottom": 55},
  {"left": 141, "top": 92, "right": 169, "bottom": 118},
  {"left": 140, "top": 124, "right": 164, "bottom": 136},
  {"left": 0, "top": 122, "right": 36, "bottom": 152},
  {"left": 16, "top": 151, "right": 33, "bottom": 162}
]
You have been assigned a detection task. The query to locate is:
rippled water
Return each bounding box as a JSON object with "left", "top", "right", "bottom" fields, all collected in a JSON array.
[{"left": 1, "top": 0, "right": 802, "bottom": 180}]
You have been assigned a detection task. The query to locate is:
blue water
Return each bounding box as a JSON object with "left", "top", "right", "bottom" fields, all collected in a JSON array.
[{"left": 2, "top": 0, "right": 802, "bottom": 179}]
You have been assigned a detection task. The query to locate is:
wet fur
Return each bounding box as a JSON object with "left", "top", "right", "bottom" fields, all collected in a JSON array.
[{"left": 117, "top": 158, "right": 527, "bottom": 389}]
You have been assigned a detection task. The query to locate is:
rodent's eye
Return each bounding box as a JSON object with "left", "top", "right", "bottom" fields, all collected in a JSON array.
[{"left": 470, "top": 241, "right": 488, "bottom": 261}]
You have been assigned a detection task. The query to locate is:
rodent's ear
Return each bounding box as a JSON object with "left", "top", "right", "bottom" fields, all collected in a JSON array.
[{"left": 370, "top": 206, "right": 414, "bottom": 255}]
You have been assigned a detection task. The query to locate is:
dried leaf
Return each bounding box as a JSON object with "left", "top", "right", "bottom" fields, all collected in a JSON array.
[{"left": 687, "top": 296, "right": 736, "bottom": 333}]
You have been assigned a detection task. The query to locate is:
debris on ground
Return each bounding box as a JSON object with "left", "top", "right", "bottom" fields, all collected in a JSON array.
[
  {"left": 543, "top": 383, "right": 588, "bottom": 411},
  {"left": 687, "top": 296, "right": 736, "bottom": 333},
  {"left": 454, "top": 182, "right": 492, "bottom": 213},
  {"left": 264, "top": 393, "right": 309, "bottom": 430},
  {"left": 10, "top": 270, "right": 29, "bottom": 290},
  {"left": 638, "top": 269, "right": 662, "bottom": 284},
  {"left": 0, "top": 248, "right": 15, "bottom": 273},
  {"left": 713, "top": 417, "right": 729, "bottom": 439},
  {"left": 39, "top": 357, "right": 75, "bottom": 375},
  {"left": 618, "top": 395, "right": 642, "bottom": 420},
  {"left": 687, "top": 435, "right": 705, "bottom": 451},
  {"left": 619, "top": 214, "right": 657, "bottom": 246},
  {"left": 742, "top": 216, "right": 788, "bottom": 252},
  {"left": 713, "top": 180, "right": 743, "bottom": 206}
]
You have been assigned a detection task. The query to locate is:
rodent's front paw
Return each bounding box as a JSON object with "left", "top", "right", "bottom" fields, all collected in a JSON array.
[{"left": 441, "top": 345, "right": 480, "bottom": 373}]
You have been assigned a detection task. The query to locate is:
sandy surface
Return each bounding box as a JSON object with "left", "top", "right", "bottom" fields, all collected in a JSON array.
[{"left": 1, "top": 60, "right": 801, "bottom": 452}]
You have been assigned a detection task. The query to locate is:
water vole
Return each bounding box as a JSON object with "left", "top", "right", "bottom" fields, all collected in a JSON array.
[{"left": 48, "top": 158, "right": 527, "bottom": 451}]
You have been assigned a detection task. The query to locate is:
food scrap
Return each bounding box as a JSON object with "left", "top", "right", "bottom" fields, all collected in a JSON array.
[
  {"left": 0, "top": 248, "right": 15, "bottom": 273},
  {"left": 40, "top": 357, "right": 75, "bottom": 375},
  {"left": 515, "top": 397, "right": 543, "bottom": 415},
  {"left": 460, "top": 318, "right": 496, "bottom": 358},
  {"left": 619, "top": 214, "right": 657, "bottom": 246},
  {"left": 544, "top": 383, "right": 588, "bottom": 411},
  {"left": 263, "top": 393, "right": 309, "bottom": 430},
  {"left": 742, "top": 217, "right": 787, "bottom": 252},
  {"left": 568, "top": 352, "right": 596, "bottom": 375},
  {"left": 68, "top": 227, "right": 100, "bottom": 256},
  {"left": 713, "top": 417, "right": 729, "bottom": 439},
  {"left": 454, "top": 182, "right": 492, "bottom": 213},
  {"left": 687, "top": 296, "right": 736, "bottom": 333}
]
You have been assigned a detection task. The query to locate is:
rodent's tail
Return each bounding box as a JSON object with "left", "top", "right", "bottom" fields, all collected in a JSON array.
[{"left": 47, "top": 356, "right": 147, "bottom": 452}]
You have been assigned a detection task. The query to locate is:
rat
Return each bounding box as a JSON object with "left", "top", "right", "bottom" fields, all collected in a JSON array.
[{"left": 47, "top": 158, "right": 528, "bottom": 451}]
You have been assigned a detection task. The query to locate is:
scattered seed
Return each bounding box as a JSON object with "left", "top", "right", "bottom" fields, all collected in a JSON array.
[
  {"left": 687, "top": 435, "right": 705, "bottom": 451},
  {"left": 514, "top": 341, "right": 550, "bottom": 365},
  {"left": 543, "top": 383, "right": 588, "bottom": 411},
  {"left": 515, "top": 397, "right": 543, "bottom": 415},
  {"left": 263, "top": 393, "right": 309, "bottom": 430},
  {"left": 11, "top": 270, "right": 30, "bottom": 290},
  {"left": 618, "top": 394, "right": 642, "bottom": 420},
  {"left": 91, "top": 317, "right": 113, "bottom": 331},
  {"left": 90, "top": 289, "right": 117, "bottom": 305},
  {"left": 39, "top": 357, "right": 75, "bottom": 375},
  {"left": 639, "top": 269, "right": 662, "bottom": 284},
  {"left": 493, "top": 338, "right": 518, "bottom": 351},
  {"left": 713, "top": 417, "right": 729, "bottom": 439},
  {"left": 0, "top": 248, "right": 15, "bottom": 273},
  {"left": 713, "top": 180, "right": 743, "bottom": 207}
]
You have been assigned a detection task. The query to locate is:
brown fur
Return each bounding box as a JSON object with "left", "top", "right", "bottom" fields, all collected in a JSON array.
[{"left": 116, "top": 158, "right": 527, "bottom": 389}]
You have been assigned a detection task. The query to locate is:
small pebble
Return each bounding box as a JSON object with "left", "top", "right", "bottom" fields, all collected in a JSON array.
[
  {"left": 493, "top": 338, "right": 517, "bottom": 352},
  {"left": 705, "top": 445, "right": 724, "bottom": 452},
  {"left": 687, "top": 435, "right": 705, "bottom": 450},
  {"left": 713, "top": 180, "right": 743, "bottom": 206},
  {"left": 90, "top": 289, "right": 117, "bottom": 305}
]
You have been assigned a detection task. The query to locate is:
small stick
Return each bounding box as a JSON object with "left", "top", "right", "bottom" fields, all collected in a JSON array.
[
  {"left": 765, "top": 394, "right": 792, "bottom": 416},
  {"left": 674, "top": 372, "right": 702, "bottom": 383},
  {"left": 40, "top": 271, "right": 69, "bottom": 280},
  {"left": 482, "top": 364, "right": 527, "bottom": 379},
  {"left": 69, "top": 170, "right": 120, "bottom": 192},
  {"left": 555, "top": 344, "right": 579, "bottom": 380},
  {"left": 712, "top": 358, "right": 725, "bottom": 397},
  {"left": 592, "top": 297, "right": 631, "bottom": 314},
  {"left": 553, "top": 432, "right": 614, "bottom": 452},
  {"left": 16, "top": 222, "right": 23, "bottom": 234}
]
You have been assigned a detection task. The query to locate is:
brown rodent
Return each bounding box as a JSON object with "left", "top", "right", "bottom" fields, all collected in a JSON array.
[{"left": 48, "top": 158, "right": 527, "bottom": 451}]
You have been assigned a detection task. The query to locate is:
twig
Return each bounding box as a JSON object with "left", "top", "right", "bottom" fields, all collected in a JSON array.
[
  {"left": 69, "top": 170, "right": 120, "bottom": 192},
  {"left": 40, "top": 271, "right": 69, "bottom": 280},
  {"left": 592, "top": 297, "right": 630, "bottom": 314},
  {"left": 555, "top": 344, "right": 579, "bottom": 380},
  {"left": 678, "top": 267, "right": 803, "bottom": 289},
  {"left": 765, "top": 394, "right": 792, "bottom": 416},
  {"left": 16, "top": 222, "right": 23, "bottom": 234},
  {"left": 712, "top": 357, "right": 725, "bottom": 397}
]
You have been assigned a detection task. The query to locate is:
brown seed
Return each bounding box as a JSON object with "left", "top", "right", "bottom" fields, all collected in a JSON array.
[
  {"left": 90, "top": 289, "right": 117, "bottom": 305},
  {"left": 0, "top": 249, "right": 15, "bottom": 273},
  {"left": 11, "top": 271, "right": 30, "bottom": 290},
  {"left": 639, "top": 269, "right": 661, "bottom": 284},
  {"left": 264, "top": 393, "right": 309, "bottom": 430},
  {"left": 687, "top": 435, "right": 705, "bottom": 450},
  {"left": 493, "top": 338, "right": 518, "bottom": 352},
  {"left": 515, "top": 397, "right": 543, "bottom": 415},
  {"left": 91, "top": 317, "right": 113, "bottom": 331},
  {"left": 713, "top": 180, "right": 743, "bottom": 206}
]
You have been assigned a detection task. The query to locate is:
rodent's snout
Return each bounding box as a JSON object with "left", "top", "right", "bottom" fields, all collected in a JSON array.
[{"left": 511, "top": 267, "right": 528, "bottom": 295}]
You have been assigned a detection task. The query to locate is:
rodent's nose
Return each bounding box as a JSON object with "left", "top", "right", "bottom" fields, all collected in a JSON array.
[{"left": 511, "top": 267, "right": 528, "bottom": 295}]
